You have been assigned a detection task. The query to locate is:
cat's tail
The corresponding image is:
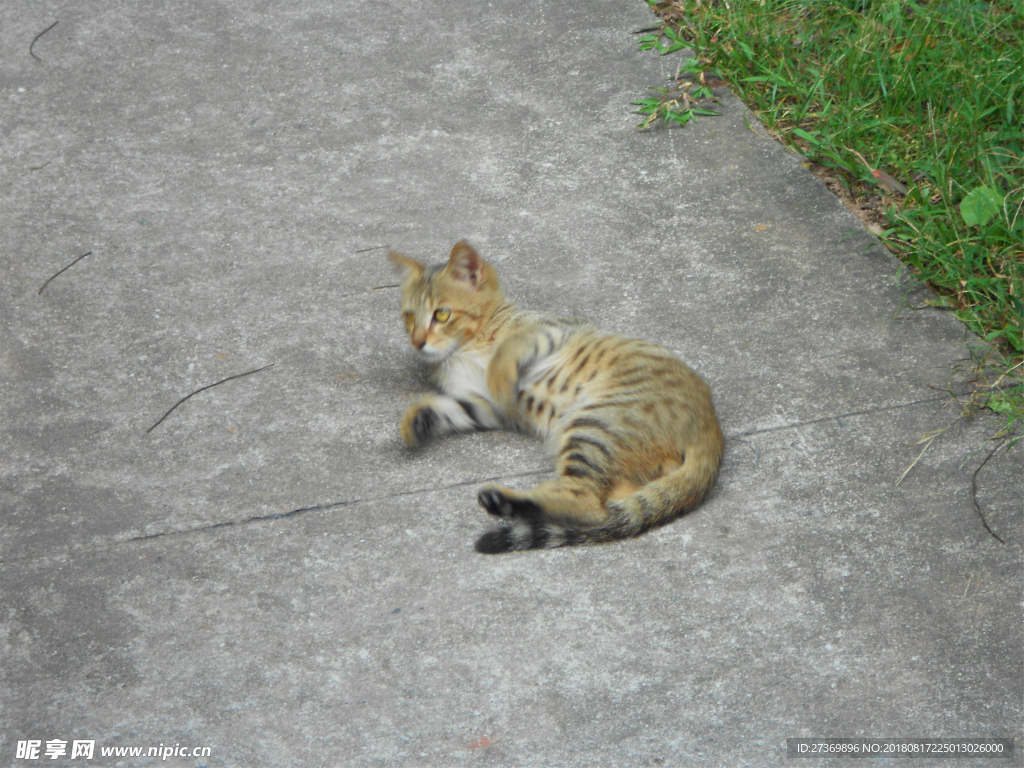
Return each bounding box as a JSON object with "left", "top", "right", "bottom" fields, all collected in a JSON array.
[{"left": 475, "top": 430, "right": 724, "bottom": 554}]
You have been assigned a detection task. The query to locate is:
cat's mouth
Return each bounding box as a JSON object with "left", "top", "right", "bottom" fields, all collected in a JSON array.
[{"left": 417, "top": 340, "right": 458, "bottom": 364}]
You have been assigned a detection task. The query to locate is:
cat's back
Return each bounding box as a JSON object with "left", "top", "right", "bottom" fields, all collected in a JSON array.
[{"left": 517, "top": 320, "right": 719, "bottom": 449}]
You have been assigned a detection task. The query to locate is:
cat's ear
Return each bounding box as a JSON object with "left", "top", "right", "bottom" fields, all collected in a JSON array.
[
  {"left": 447, "top": 241, "right": 485, "bottom": 289},
  {"left": 388, "top": 250, "right": 424, "bottom": 279}
]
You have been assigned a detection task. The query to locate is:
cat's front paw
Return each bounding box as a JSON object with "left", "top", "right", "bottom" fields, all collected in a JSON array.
[{"left": 401, "top": 403, "right": 438, "bottom": 447}]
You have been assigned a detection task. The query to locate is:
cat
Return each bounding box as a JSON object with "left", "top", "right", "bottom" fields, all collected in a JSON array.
[{"left": 388, "top": 241, "right": 724, "bottom": 554}]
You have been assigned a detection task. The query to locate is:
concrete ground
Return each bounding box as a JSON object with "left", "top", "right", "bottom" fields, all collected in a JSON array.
[{"left": 1, "top": 0, "right": 1020, "bottom": 765}]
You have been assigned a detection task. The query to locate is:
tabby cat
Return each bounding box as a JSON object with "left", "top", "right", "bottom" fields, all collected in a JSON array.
[{"left": 389, "top": 242, "right": 724, "bottom": 554}]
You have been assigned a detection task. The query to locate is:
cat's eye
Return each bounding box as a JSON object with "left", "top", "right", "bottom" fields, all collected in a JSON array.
[{"left": 433, "top": 308, "right": 451, "bottom": 323}]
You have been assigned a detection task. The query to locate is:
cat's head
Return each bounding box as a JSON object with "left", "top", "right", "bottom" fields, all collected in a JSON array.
[{"left": 388, "top": 241, "right": 504, "bottom": 363}]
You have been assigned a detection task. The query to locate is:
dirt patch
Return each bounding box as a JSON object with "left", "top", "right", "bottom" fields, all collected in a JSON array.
[{"left": 806, "top": 162, "right": 894, "bottom": 238}]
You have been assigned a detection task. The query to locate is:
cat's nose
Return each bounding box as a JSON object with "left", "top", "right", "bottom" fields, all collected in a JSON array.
[{"left": 412, "top": 338, "right": 425, "bottom": 350}]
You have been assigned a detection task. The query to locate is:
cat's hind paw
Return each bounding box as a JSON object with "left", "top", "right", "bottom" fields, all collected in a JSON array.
[
  {"left": 477, "top": 486, "right": 544, "bottom": 522},
  {"left": 477, "top": 487, "right": 513, "bottom": 518}
]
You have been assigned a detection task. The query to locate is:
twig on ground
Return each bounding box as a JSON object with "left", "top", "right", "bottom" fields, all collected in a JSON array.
[
  {"left": 29, "top": 21, "right": 58, "bottom": 60},
  {"left": 38, "top": 251, "right": 91, "bottom": 295},
  {"left": 146, "top": 364, "right": 275, "bottom": 434},
  {"left": 971, "top": 441, "right": 1008, "bottom": 544},
  {"left": 896, "top": 421, "right": 962, "bottom": 485},
  {"left": 847, "top": 147, "right": 909, "bottom": 196},
  {"left": 896, "top": 439, "right": 932, "bottom": 486}
]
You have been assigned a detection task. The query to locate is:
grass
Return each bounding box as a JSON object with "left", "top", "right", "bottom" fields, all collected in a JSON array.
[{"left": 635, "top": 0, "right": 1023, "bottom": 449}]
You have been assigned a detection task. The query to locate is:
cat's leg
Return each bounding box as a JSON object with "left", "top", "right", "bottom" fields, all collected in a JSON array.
[
  {"left": 485, "top": 330, "right": 537, "bottom": 418},
  {"left": 477, "top": 476, "right": 610, "bottom": 528},
  {"left": 401, "top": 394, "right": 500, "bottom": 447},
  {"left": 486, "top": 324, "right": 565, "bottom": 418},
  {"left": 474, "top": 476, "right": 611, "bottom": 554},
  {"left": 477, "top": 420, "right": 615, "bottom": 525}
]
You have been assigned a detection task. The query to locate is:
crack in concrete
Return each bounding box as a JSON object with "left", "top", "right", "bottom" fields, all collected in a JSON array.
[
  {"left": 0, "top": 395, "right": 958, "bottom": 566},
  {"left": 124, "top": 499, "right": 353, "bottom": 543},
  {"left": 0, "top": 470, "right": 550, "bottom": 566}
]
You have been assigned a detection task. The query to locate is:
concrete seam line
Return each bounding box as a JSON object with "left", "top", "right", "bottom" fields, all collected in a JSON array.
[{"left": 727, "top": 395, "right": 951, "bottom": 440}]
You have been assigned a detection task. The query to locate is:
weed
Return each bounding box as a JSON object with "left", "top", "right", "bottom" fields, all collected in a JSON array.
[{"left": 637, "top": 0, "right": 1023, "bottom": 443}]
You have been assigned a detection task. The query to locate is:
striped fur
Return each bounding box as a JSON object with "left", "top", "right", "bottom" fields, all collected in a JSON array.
[{"left": 389, "top": 242, "right": 724, "bottom": 554}]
